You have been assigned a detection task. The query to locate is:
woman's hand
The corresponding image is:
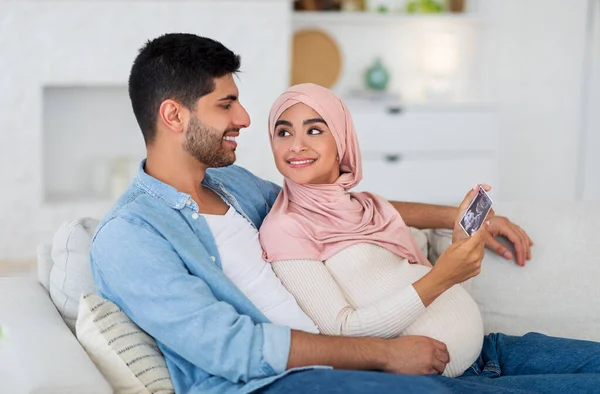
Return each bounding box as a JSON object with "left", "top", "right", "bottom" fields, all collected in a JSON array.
[
  {"left": 452, "top": 184, "right": 492, "bottom": 243},
  {"left": 432, "top": 226, "right": 488, "bottom": 288},
  {"left": 453, "top": 184, "right": 534, "bottom": 266},
  {"left": 413, "top": 226, "right": 489, "bottom": 306},
  {"left": 413, "top": 187, "right": 490, "bottom": 306}
]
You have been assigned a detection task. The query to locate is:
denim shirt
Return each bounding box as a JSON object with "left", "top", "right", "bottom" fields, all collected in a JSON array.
[{"left": 90, "top": 160, "right": 312, "bottom": 394}]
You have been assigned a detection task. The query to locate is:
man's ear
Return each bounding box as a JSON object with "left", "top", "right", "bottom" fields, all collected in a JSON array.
[{"left": 158, "top": 99, "right": 187, "bottom": 135}]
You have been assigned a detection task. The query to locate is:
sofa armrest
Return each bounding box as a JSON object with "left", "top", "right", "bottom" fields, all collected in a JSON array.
[
  {"left": 426, "top": 202, "right": 600, "bottom": 343},
  {"left": 0, "top": 278, "right": 112, "bottom": 394}
]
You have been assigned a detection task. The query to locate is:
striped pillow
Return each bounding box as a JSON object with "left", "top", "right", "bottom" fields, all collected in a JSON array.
[{"left": 76, "top": 294, "right": 175, "bottom": 394}]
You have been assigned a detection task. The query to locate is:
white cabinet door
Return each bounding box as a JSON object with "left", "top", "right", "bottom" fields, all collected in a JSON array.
[
  {"left": 351, "top": 109, "right": 497, "bottom": 153},
  {"left": 348, "top": 106, "right": 499, "bottom": 205},
  {"left": 355, "top": 155, "right": 498, "bottom": 205}
]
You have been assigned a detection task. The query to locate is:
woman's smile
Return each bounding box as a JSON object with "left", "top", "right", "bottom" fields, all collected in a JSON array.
[{"left": 287, "top": 157, "right": 317, "bottom": 168}]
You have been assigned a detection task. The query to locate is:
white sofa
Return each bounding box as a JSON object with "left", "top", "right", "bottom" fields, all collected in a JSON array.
[{"left": 1, "top": 201, "right": 599, "bottom": 393}]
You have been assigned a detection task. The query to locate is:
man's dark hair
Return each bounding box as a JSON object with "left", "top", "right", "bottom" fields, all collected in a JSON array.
[{"left": 128, "top": 33, "right": 241, "bottom": 143}]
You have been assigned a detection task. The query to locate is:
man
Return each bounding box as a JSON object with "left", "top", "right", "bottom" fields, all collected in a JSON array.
[{"left": 90, "top": 33, "right": 533, "bottom": 394}]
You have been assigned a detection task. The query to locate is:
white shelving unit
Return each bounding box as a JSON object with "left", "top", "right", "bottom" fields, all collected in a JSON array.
[
  {"left": 292, "top": 9, "right": 484, "bottom": 107},
  {"left": 293, "top": 11, "right": 482, "bottom": 25}
]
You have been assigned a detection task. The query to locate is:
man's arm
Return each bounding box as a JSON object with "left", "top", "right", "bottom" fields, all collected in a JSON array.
[
  {"left": 287, "top": 330, "right": 450, "bottom": 375},
  {"left": 288, "top": 330, "right": 387, "bottom": 370},
  {"left": 389, "top": 201, "right": 457, "bottom": 230},
  {"left": 91, "top": 218, "right": 291, "bottom": 384}
]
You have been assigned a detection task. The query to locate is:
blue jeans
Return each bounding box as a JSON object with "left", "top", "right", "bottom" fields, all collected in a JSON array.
[
  {"left": 449, "top": 332, "right": 600, "bottom": 393},
  {"left": 256, "top": 369, "right": 533, "bottom": 393},
  {"left": 259, "top": 333, "right": 600, "bottom": 394}
]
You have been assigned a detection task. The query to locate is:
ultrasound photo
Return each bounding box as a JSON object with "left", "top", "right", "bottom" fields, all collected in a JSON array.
[{"left": 459, "top": 185, "right": 493, "bottom": 236}]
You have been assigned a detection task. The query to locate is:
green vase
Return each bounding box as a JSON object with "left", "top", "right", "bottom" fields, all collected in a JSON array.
[{"left": 365, "top": 58, "right": 390, "bottom": 91}]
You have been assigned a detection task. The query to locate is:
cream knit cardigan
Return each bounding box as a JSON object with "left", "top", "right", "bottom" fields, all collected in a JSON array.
[{"left": 272, "top": 243, "right": 484, "bottom": 377}]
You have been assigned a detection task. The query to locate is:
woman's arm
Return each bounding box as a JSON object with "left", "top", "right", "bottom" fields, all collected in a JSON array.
[{"left": 272, "top": 259, "right": 427, "bottom": 338}]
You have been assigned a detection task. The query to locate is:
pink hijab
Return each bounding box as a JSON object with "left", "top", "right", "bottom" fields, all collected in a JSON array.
[{"left": 259, "top": 83, "right": 430, "bottom": 267}]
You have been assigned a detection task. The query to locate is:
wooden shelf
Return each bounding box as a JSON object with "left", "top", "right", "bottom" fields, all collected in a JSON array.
[{"left": 293, "top": 11, "right": 481, "bottom": 25}]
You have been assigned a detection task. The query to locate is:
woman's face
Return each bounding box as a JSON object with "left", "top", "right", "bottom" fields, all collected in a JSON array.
[{"left": 271, "top": 103, "right": 340, "bottom": 185}]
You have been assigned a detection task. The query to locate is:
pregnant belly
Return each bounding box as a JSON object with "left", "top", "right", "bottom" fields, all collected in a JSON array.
[{"left": 400, "top": 265, "right": 484, "bottom": 377}]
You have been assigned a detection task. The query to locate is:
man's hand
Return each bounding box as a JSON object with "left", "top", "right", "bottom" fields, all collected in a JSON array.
[
  {"left": 485, "top": 212, "right": 533, "bottom": 266},
  {"left": 383, "top": 336, "right": 450, "bottom": 375}
]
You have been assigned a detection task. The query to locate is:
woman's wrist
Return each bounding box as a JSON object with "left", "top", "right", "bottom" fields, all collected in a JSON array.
[{"left": 412, "top": 270, "right": 452, "bottom": 307}]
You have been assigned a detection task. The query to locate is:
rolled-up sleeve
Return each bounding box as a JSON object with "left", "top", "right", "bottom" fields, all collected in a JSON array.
[{"left": 90, "top": 218, "right": 291, "bottom": 383}]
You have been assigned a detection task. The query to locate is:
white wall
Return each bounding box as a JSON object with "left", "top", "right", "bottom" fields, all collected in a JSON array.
[
  {"left": 43, "top": 87, "right": 145, "bottom": 202},
  {"left": 0, "top": 0, "right": 291, "bottom": 261},
  {"left": 0, "top": 0, "right": 595, "bottom": 262},
  {"left": 580, "top": 0, "right": 600, "bottom": 200},
  {"left": 479, "top": 0, "right": 590, "bottom": 201}
]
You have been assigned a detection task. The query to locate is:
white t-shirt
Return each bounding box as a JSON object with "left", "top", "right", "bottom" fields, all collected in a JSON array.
[{"left": 202, "top": 207, "right": 319, "bottom": 334}]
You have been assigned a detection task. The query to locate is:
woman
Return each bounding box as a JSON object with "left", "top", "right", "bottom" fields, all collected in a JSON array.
[{"left": 259, "top": 83, "right": 600, "bottom": 381}]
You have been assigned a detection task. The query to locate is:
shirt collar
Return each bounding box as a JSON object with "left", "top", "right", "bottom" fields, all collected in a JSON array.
[{"left": 133, "top": 159, "right": 197, "bottom": 210}]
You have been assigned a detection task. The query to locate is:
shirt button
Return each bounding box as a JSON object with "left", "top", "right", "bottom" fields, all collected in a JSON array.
[
  {"left": 185, "top": 198, "right": 192, "bottom": 206},
  {"left": 191, "top": 213, "right": 199, "bottom": 220},
  {"left": 210, "top": 256, "right": 216, "bottom": 262}
]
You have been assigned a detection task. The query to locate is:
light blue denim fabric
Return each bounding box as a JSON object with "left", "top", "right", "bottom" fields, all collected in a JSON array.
[{"left": 90, "top": 160, "right": 320, "bottom": 394}]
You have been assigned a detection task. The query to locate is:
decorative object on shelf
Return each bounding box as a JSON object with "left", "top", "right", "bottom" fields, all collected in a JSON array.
[
  {"left": 291, "top": 29, "right": 342, "bottom": 88},
  {"left": 295, "top": 0, "right": 342, "bottom": 11},
  {"left": 405, "top": 0, "right": 445, "bottom": 13},
  {"left": 341, "top": 0, "right": 366, "bottom": 11},
  {"left": 295, "top": 0, "right": 317, "bottom": 10},
  {"left": 365, "top": 0, "right": 403, "bottom": 13},
  {"left": 364, "top": 57, "right": 390, "bottom": 91},
  {"left": 448, "top": 0, "right": 465, "bottom": 13}
]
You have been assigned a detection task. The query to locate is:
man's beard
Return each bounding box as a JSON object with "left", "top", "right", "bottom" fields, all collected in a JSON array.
[{"left": 183, "top": 115, "right": 237, "bottom": 168}]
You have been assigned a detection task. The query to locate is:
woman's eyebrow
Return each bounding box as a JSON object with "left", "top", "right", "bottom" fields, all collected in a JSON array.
[
  {"left": 274, "top": 119, "right": 292, "bottom": 127},
  {"left": 303, "top": 118, "right": 327, "bottom": 126}
]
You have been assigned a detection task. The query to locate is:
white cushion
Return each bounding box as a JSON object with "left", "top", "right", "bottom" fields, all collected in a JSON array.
[
  {"left": 36, "top": 243, "right": 53, "bottom": 292},
  {"left": 77, "top": 293, "right": 175, "bottom": 394},
  {"left": 49, "top": 217, "right": 100, "bottom": 333},
  {"left": 409, "top": 226, "right": 429, "bottom": 259},
  {"left": 0, "top": 278, "right": 112, "bottom": 394},
  {"left": 428, "top": 201, "right": 600, "bottom": 342}
]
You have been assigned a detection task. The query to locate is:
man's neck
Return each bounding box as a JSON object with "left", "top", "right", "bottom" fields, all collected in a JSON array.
[{"left": 145, "top": 147, "right": 207, "bottom": 202}]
